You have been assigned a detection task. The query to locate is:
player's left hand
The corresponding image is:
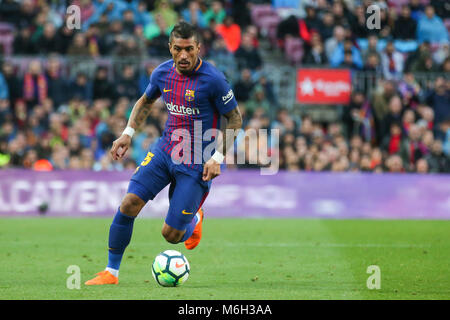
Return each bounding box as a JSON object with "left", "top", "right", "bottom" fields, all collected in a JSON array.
[{"left": 202, "top": 158, "right": 221, "bottom": 181}]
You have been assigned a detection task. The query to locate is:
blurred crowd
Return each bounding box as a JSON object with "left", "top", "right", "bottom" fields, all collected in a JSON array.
[{"left": 0, "top": 0, "right": 449, "bottom": 174}]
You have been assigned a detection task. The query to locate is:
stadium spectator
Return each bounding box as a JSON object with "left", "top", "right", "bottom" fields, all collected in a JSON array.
[
  {"left": 416, "top": 158, "right": 429, "bottom": 173},
  {"left": 398, "top": 72, "right": 421, "bottom": 109},
  {"left": 151, "top": 0, "right": 178, "bottom": 29},
  {"left": 409, "top": 0, "right": 425, "bottom": 20},
  {"left": 121, "top": 9, "right": 136, "bottom": 34},
  {"left": 303, "top": 32, "right": 328, "bottom": 65},
  {"left": 13, "top": 27, "right": 36, "bottom": 55},
  {"left": 139, "top": 64, "right": 155, "bottom": 95},
  {"left": 144, "top": 13, "right": 171, "bottom": 56},
  {"left": 67, "top": 33, "right": 92, "bottom": 56},
  {"left": 92, "top": 66, "right": 115, "bottom": 101},
  {"left": 318, "top": 11, "right": 335, "bottom": 41},
  {"left": 198, "top": 25, "right": 217, "bottom": 56},
  {"left": 393, "top": 5, "right": 417, "bottom": 40},
  {"left": 0, "top": 0, "right": 21, "bottom": 25},
  {"left": 405, "top": 41, "right": 432, "bottom": 72},
  {"left": 230, "top": 0, "right": 252, "bottom": 29},
  {"left": 426, "top": 77, "right": 450, "bottom": 130},
  {"left": 206, "top": 37, "right": 237, "bottom": 77},
  {"left": 381, "top": 122, "right": 403, "bottom": 155},
  {"left": 426, "top": 140, "right": 450, "bottom": 173},
  {"left": 70, "top": 72, "right": 92, "bottom": 101},
  {"left": 35, "top": 22, "right": 59, "bottom": 55},
  {"left": 115, "top": 65, "right": 140, "bottom": 101},
  {"left": 325, "top": 25, "right": 346, "bottom": 61},
  {"left": 72, "top": 0, "right": 94, "bottom": 24},
  {"left": 304, "top": 5, "right": 322, "bottom": 34},
  {"left": 381, "top": 41, "right": 405, "bottom": 80},
  {"left": 385, "top": 154, "right": 405, "bottom": 173},
  {"left": 362, "top": 35, "right": 381, "bottom": 63},
  {"left": 101, "top": 19, "right": 125, "bottom": 55},
  {"left": 330, "top": 38, "right": 363, "bottom": 69},
  {"left": 14, "top": 0, "right": 36, "bottom": 30},
  {"left": 54, "top": 20, "right": 76, "bottom": 54},
  {"left": 400, "top": 124, "right": 428, "bottom": 171},
  {"left": 22, "top": 60, "right": 48, "bottom": 109},
  {"left": 0, "top": 97, "right": 11, "bottom": 129},
  {"left": 45, "top": 56, "right": 68, "bottom": 108},
  {"left": 416, "top": 5, "right": 449, "bottom": 44},
  {"left": 114, "top": 35, "right": 144, "bottom": 58},
  {"left": 276, "top": 15, "right": 300, "bottom": 47},
  {"left": 402, "top": 109, "right": 416, "bottom": 135},
  {"left": 439, "top": 57, "right": 450, "bottom": 72},
  {"left": 363, "top": 52, "right": 382, "bottom": 74},
  {"left": 245, "top": 84, "right": 271, "bottom": 117},
  {"left": 234, "top": 32, "right": 263, "bottom": 71},
  {"left": 257, "top": 74, "right": 278, "bottom": 107},
  {"left": 203, "top": 0, "right": 226, "bottom": 25},
  {"left": 372, "top": 80, "right": 397, "bottom": 137},
  {"left": 215, "top": 15, "right": 241, "bottom": 53},
  {"left": 433, "top": 41, "right": 449, "bottom": 66},
  {"left": 0, "top": 71, "right": 9, "bottom": 100},
  {"left": 233, "top": 68, "right": 255, "bottom": 103},
  {"left": 182, "top": 1, "right": 207, "bottom": 28},
  {"left": 131, "top": 1, "right": 153, "bottom": 27}
]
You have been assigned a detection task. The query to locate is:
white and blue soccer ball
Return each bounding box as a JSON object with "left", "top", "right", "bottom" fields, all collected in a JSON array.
[{"left": 151, "top": 250, "right": 190, "bottom": 287}]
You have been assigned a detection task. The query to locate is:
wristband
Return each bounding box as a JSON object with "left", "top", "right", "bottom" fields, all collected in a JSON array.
[
  {"left": 122, "top": 126, "right": 135, "bottom": 138},
  {"left": 211, "top": 150, "right": 225, "bottom": 164}
]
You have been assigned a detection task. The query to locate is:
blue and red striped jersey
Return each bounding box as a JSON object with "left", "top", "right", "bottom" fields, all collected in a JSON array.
[{"left": 144, "top": 58, "right": 238, "bottom": 172}]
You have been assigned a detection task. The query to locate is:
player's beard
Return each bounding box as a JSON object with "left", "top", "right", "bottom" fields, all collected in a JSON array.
[{"left": 177, "top": 58, "right": 195, "bottom": 75}]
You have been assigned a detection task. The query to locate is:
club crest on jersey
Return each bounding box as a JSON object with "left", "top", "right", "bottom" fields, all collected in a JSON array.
[{"left": 185, "top": 89, "right": 195, "bottom": 102}]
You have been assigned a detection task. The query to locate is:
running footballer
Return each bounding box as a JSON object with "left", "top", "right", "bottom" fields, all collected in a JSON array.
[{"left": 85, "top": 21, "right": 242, "bottom": 285}]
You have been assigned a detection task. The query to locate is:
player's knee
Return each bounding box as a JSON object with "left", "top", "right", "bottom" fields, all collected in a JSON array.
[{"left": 120, "top": 194, "right": 145, "bottom": 217}]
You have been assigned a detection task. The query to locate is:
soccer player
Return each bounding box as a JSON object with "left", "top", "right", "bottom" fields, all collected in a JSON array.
[{"left": 85, "top": 21, "right": 242, "bottom": 285}]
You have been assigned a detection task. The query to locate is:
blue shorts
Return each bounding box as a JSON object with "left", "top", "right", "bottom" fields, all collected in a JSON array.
[{"left": 127, "top": 145, "right": 211, "bottom": 231}]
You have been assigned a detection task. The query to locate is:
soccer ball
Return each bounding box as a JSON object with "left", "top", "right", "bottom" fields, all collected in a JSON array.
[{"left": 151, "top": 250, "right": 190, "bottom": 287}]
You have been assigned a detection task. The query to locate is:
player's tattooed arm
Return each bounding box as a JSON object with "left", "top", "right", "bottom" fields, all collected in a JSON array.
[
  {"left": 202, "top": 106, "right": 242, "bottom": 181},
  {"left": 110, "top": 94, "right": 156, "bottom": 161},
  {"left": 219, "top": 106, "right": 243, "bottom": 155},
  {"left": 127, "top": 93, "right": 157, "bottom": 130}
]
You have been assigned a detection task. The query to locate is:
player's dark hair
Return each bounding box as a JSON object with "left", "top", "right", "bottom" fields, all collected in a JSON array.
[{"left": 169, "top": 21, "right": 199, "bottom": 44}]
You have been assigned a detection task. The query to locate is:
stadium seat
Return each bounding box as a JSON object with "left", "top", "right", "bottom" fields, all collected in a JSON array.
[
  {"left": 0, "top": 22, "right": 15, "bottom": 34},
  {"left": 387, "top": 0, "right": 409, "bottom": 13},
  {"left": 284, "top": 37, "right": 303, "bottom": 65},
  {"left": 258, "top": 15, "right": 281, "bottom": 40},
  {"left": 250, "top": 4, "right": 275, "bottom": 25},
  {"left": 0, "top": 23, "right": 15, "bottom": 56}
]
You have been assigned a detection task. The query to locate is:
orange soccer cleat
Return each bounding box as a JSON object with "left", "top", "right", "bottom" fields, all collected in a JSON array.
[
  {"left": 85, "top": 270, "right": 118, "bottom": 286},
  {"left": 185, "top": 208, "right": 204, "bottom": 250}
]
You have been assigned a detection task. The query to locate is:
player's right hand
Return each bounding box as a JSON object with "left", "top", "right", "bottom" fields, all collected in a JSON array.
[{"left": 110, "top": 134, "right": 132, "bottom": 161}]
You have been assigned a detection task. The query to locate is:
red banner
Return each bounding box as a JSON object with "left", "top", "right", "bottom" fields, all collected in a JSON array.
[{"left": 296, "top": 69, "right": 351, "bottom": 105}]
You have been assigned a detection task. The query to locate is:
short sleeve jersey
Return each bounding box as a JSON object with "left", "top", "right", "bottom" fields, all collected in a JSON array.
[{"left": 144, "top": 58, "right": 238, "bottom": 172}]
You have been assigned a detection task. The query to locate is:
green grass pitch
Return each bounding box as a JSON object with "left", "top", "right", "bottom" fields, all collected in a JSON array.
[{"left": 0, "top": 217, "right": 449, "bottom": 300}]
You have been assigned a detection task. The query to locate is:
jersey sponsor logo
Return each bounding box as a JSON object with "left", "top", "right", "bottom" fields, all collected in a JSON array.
[
  {"left": 222, "top": 89, "right": 234, "bottom": 104},
  {"left": 165, "top": 101, "right": 200, "bottom": 116},
  {"left": 182, "top": 209, "right": 193, "bottom": 215},
  {"left": 185, "top": 89, "right": 195, "bottom": 102},
  {"left": 163, "top": 88, "right": 172, "bottom": 93}
]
